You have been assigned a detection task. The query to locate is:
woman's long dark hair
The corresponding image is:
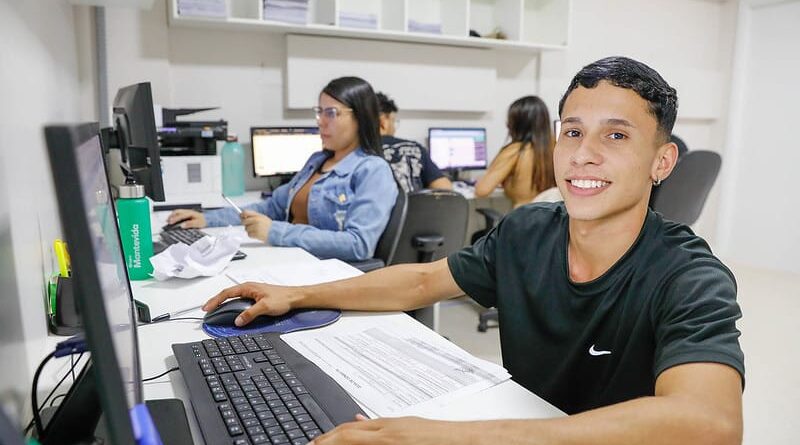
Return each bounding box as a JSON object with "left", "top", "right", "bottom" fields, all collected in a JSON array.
[
  {"left": 321, "top": 77, "right": 382, "bottom": 156},
  {"left": 506, "top": 95, "right": 555, "bottom": 193}
]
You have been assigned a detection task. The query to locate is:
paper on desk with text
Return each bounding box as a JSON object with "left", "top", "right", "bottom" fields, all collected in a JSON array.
[
  {"left": 226, "top": 258, "right": 362, "bottom": 286},
  {"left": 281, "top": 313, "right": 511, "bottom": 417}
]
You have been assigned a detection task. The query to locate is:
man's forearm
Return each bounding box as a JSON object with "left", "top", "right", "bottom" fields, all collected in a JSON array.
[
  {"left": 460, "top": 394, "right": 740, "bottom": 445},
  {"left": 294, "top": 258, "right": 462, "bottom": 312}
]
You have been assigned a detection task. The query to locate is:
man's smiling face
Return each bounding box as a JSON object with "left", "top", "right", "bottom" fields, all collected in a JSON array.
[{"left": 555, "top": 80, "right": 667, "bottom": 223}]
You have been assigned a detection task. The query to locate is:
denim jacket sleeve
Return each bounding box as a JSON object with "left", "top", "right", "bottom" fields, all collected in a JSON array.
[
  {"left": 204, "top": 182, "right": 291, "bottom": 227},
  {"left": 267, "top": 156, "right": 398, "bottom": 261}
]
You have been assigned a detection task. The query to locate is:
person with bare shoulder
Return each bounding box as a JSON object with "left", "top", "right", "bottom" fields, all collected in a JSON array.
[{"left": 474, "top": 96, "right": 556, "bottom": 208}]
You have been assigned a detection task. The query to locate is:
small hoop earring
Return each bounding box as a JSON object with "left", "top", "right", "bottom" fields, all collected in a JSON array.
[{"left": 653, "top": 178, "right": 662, "bottom": 187}]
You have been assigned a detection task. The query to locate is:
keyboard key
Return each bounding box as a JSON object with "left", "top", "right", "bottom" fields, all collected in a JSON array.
[
  {"left": 286, "top": 429, "right": 304, "bottom": 440},
  {"left": 281, "top": 421, "right": 299, "bottom": 432},
  {"left": 297, "top": 395, "right": 335, "bottom": 431},
  {"left": 266, "top": 426, "right": 283, "bottom": 436},
  {"left": 233, "top": 438, "right": 249, "bottom": 445},
  {"left": 250, "top": 434, "right": 269, "bottom": 444},
  {"left": 270, "top": 434, "right": 290, "bottom": 444},
  {"left": 299, "top": 421, "right": 317, "bottom": 432},
  {"left": 227, "top": 423, "right": 244, "bottom": 436},
  {"left": 246, "top": 426, "right": 265, "bottom": 436},
  {"left": 295, "top": 415, "right": 312, "bottom": 424}
]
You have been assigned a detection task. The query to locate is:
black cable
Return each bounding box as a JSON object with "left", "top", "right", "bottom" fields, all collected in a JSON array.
[
  {"left": 140, "top": 316, "right": 204, "bottom": 326},
  {"left": 24, "top": 352, "right": 86, "bottom": 435},
  {"left": 49, "top": 394, "right": 67, "bottom": 407},
  {"left": 30, "top": 351, "right": 56, "bottom": 436},
  {"left": 141, "top": 367, "right": 179, "bottom": 382}
]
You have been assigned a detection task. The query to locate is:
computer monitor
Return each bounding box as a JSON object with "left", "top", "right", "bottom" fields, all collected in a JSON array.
[
  {"left": 107, "top": 82, "right": 166, "bottom": 201},
  {"left": 428, "top": 127, "right": 488, "bottom": 171},
  {"left": 250, "top": 127, "right": 323, "bottom": 176},
  {"left": 43, "top": 123, "right": 161, "bottom": 444}
]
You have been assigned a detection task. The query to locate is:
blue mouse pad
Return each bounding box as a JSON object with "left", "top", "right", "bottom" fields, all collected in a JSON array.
[{"left": 202, "top": 309, "right": 341, "bottom": 338}]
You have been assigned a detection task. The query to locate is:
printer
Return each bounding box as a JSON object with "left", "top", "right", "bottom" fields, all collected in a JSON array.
[{"left": 157, "top": 107, "right": 228, "bottom": 208}]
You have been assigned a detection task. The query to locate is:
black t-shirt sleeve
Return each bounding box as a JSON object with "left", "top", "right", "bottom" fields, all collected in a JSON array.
[
  {"left": 652, "top": 262, "right": 745, "bottom": 384},
  {"left": 419, "top": 145, "right": 445, "bottom": 186},
  {"left": 447, "top": 224, "right": 499, "bottom": 308}
]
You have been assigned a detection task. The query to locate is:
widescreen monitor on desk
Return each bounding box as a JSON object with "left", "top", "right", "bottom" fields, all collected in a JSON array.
[
  {"left": 251, "top": 127, "right": 323, "bottom": 177},
  {"left": 428, "top": 127, "right": 488, "bottom": 171}
]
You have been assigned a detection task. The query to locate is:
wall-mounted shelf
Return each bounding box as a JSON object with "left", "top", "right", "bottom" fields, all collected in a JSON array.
[{"left": 169, "top": 0, "right": 571, "bottom": 53}]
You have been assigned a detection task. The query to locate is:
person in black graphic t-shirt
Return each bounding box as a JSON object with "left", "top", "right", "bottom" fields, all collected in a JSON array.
[
  {"left": 204, "top": 57, "right": 745, "bottom": 445},
  {"left": 376, "top": 92, "right": 453, "bottom": 192}
]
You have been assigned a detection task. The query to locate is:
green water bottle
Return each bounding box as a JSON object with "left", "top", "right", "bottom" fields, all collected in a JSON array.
[
  {"left": 116, "top": 183, "right": 154, "bottom": 280},
  {"left": 222, "top": 133, "right": 245, "bottom": 196}
]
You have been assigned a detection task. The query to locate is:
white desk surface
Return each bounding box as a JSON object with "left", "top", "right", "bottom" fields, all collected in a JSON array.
[{"left": 134, "top": 225, "right": 563, "bottom": 441}]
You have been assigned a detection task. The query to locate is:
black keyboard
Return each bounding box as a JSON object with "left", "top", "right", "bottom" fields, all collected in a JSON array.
[
  {"left": 160, "top": 228, "right": 247, "bottom": 261},
  {"left": 172, "top": 333, "right": 363, "bottom": 445}
]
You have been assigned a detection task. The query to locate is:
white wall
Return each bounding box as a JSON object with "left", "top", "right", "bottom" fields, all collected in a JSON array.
[
  {"left": 104, "top": 0, "right": 539, "bottom": 189},
  {"left": 717, "top": 0, "right": 800, "bottom": 274},
  {"left": 0, "top": 0, "right": 96, "bottom": 424}
]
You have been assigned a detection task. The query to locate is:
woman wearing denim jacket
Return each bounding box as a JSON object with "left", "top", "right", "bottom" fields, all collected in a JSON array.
[{"left": 166, "top": 77, "right": 398, "bottom": 261}]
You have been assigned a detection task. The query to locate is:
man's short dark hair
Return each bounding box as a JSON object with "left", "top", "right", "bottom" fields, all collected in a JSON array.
[
  {"left": 558, "top": 56, "right": 678, "bottom": 144},
  {"left": 376, "top": 92, "right": 398, "bottom": 115}
]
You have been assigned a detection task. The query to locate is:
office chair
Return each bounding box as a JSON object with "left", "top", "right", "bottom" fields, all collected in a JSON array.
[
  {"left": 393, "top": 189, "right": 469, "bottom": 330},
  {"left": 351, "top": 190, "right": 469, "bottom": 330},
  {"left": 650, "top": 150, "right": 722, "bottom": 226},
  {"left": 348, "top": 189, "right": 408, "bottom": 273}
]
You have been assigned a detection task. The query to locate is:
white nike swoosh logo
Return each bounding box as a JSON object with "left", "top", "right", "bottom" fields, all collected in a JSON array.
[{"left": 589, "top": 345, "right": 612, "bottom": 356}]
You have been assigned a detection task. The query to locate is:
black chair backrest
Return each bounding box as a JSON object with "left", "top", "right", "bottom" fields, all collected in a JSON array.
[
  {"left": 650, "top": 150, "right": 722, "bottom": 225},
  {"left": 372, "top": 188, "right": 408, "bottom": 265},
  {"left": 389, "top": 189, "right": 469, "bottom": 265}
]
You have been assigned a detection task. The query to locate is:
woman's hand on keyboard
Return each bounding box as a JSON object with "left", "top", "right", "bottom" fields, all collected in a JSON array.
[
  {"left": 167, "top": 209, "right": 206, "bottom": 229},
  {"left": 203, "top": 282, "right": 296, "bottom": 327}
]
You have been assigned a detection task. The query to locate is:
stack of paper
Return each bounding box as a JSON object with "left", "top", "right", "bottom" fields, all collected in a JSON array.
[
  {"left": 283, "top": 313, "right": 511, "bottom": 417},
  {"left": 407, "top": 19, "right": 442, "bottom": 34},
  {"left": 227, "top": 258, "right": 362, "bottom": 286},
  {"left": 176, "top": 0, "right": 227, "bottom": 18},
  {"left": 263, "top": 0, "right": 309, "bottom": 25},
  {"left": 339, "top": 11, "right": 378, "bottom": 30}
]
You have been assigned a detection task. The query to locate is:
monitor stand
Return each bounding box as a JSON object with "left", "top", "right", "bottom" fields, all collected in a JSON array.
[{"left": 39, "top": 364, "right": 193, "bottom": 445}]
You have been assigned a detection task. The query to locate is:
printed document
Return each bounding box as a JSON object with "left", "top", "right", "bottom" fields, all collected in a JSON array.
[
  {"left": 226, "top": 258, "right": 362, "bottom": 286},
  {"left": 282, "top": 313, "right": 511, "bottom": 417}
]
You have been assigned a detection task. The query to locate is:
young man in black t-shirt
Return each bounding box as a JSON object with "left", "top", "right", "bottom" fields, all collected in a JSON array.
[
  {"left": 205, "top": 57, "right": 744, "bottom": 444},
  {"left": 376, "top": 92, "right": 453, "bottom": 192}
]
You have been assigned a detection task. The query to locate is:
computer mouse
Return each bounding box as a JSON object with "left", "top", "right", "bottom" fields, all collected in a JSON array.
[{"left": 203, "top": 298, "right": 257, "bottom": 326}]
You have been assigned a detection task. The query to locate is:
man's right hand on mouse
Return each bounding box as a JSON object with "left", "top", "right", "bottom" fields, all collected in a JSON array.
[
  {"left": 203, "top": 282, "right": 297, "bottom": 327},
  {"left": 167, "top": 209, "right": 206, "bottom": 229}
]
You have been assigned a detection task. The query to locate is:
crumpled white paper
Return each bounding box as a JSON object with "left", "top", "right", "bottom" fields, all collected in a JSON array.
[{"left": 150, "top": 231, "right": 244, "bottom": 280}]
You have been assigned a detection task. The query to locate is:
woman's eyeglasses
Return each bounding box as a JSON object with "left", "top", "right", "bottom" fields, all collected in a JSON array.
[{"left": 313, "top": 106, "right": 353, "bottom": 121}]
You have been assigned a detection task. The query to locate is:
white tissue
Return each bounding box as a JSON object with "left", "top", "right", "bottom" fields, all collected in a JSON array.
[{"left": 150, "top": 231, "right": 243, "bottom": 280}]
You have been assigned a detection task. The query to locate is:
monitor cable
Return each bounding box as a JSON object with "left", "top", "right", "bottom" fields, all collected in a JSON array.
[
  {"left": 26, "top": 336, "right": 88, "bottom": 437},
  {"left": 141, "top": 367, "right": 179, "bottom": 383}
]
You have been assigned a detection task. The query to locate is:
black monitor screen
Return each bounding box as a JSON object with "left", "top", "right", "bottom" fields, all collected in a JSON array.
[
  {"left": 112, "top": 82, "right": 165, "bottom": 201},
  {"left": 45, "top": 123, "right": 142, "bottom": 443},
  {"left": 428, "top": 127, "right": 487, "bottom": 170},
  {"left": 251, "top": 127, "right": 323, "bottom": 176}
]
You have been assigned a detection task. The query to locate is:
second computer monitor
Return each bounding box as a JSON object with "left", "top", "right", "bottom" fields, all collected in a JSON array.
[
  {"left": 428, "top": 127, "right": 488, "bottom": 171},
  {"left": 251, "top": 127, "right": 323, "bottom": 177}
]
